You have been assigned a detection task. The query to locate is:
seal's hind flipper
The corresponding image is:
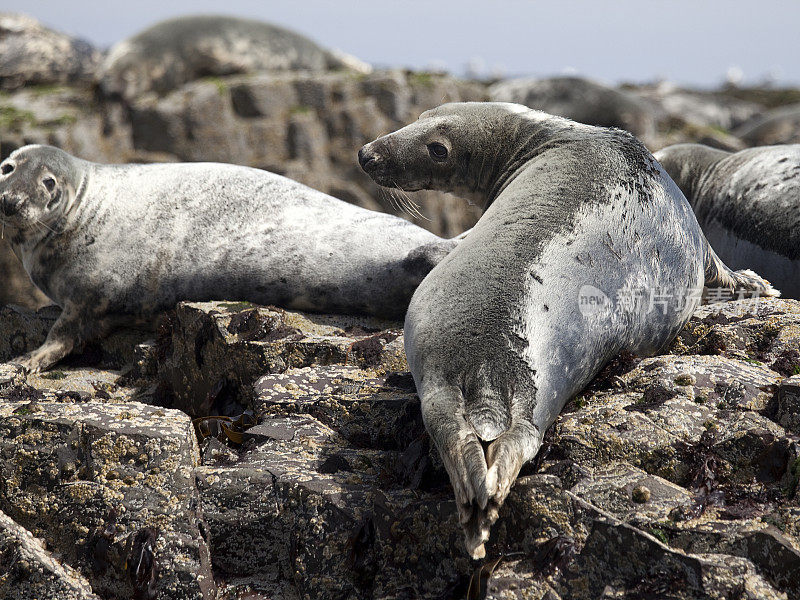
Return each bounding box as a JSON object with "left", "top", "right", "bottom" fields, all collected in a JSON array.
[
  {"left": 461, "top": 421, "right": 542, "bottom": 558},
  {"left": 421, "top": 385, "right": 491, "bottom": 555},
  {"left": 703, "top": 242, "right": 780, "bottom": 298}
]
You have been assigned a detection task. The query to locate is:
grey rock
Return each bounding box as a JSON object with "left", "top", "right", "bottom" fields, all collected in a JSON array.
[
  {"left": 0, "top": 399, "right": 215, "bottom": 599},
  {"left": 0, "top": 508, "right": 100, "bottom": 599},
  {"left": 775, "top": 375, "right": 800, "bottom": 434},
  {"left": 560, "top": 511, "right": 786, "bottom": 599},
  {"left": 195, "top": 409, "right": 460, "bottom": 599},
  {"left": 100, "top": 15, "right": 371, "bottom": 101},
  {"left": 634, "top": 82, "right": 763, "bottom": 131},
  {"left": 489, "top": 76, "right": 661, "bottom": 143},
  {"left": 1, "top": 298, "right": 800, "bottom": 597},
  {"left": 734, "top": 103, "right": 800, "bottom": 145},
  {"left": 155, "top": 301, "right": 407, "bottom": 417},
  {"left": 0, "top": 13, "right": 99, "bottom": 89},
  {"left": 0, "top": 86, "right": 133, "bottom": 163},
  {"left": 734, "top": 527, "right": 800, "bottom": 599},
  {"left": 669, "top": 299, "right": 800, "bottom": 370},
  {"left": 570, "top": 462, "right": 694, "bottom": 523}
]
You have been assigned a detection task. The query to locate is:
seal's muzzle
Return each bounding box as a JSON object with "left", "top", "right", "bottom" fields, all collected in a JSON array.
[{"left": 1, "top": 195, "right": 22, "bottom": 217}]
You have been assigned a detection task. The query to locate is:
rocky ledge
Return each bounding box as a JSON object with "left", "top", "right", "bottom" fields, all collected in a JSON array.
[{"left": 0, "top": 298, "right": 798, "bottom": 599}]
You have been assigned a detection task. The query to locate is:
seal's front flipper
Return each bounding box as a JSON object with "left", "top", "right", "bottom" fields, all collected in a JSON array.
[
  {"left": 703, "top": 242, "right": 780, "bottom": 298},
  {"left": 11, "top": 305, "right": 85, "bottom": 373},
  {"left": 421, "top": 385, "right": 491, "bottom": 557},
  {"left": 13, "top": 336, "right": 74, "bottom": 374},
  {"left": 726, "top": 268, "right": 780, "bottom": 297}
]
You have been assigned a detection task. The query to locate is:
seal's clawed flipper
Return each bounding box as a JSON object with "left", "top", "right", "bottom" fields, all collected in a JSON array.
[
  {"left": 12, "top": 306, "right": 85, "bottom": 373},
  {"left": 421, "top": 386, "right": 491, "bottom": 555},
  {"left": 462, "top": 422, "right": 541, "bottom": 558},
  {"left": 11, "top": 305, "right": 105, "bottom": 373},
  {"left": 703, "top": 243, "right": 780, "bottom": 298},
  {"left": 422, "top": 385, "right": 541, "bottom": 558},
  {"left": 13, "top": 336, "right": 74, "bottom": 374},
  {"left": 725, "top": 268, "right": 780, "bottom": 297}
]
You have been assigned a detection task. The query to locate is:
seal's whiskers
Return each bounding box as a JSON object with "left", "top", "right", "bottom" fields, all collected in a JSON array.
[
  {"left": 380, "top": 187, "right": 401, "bottom": 213},
  {"left": 392, "top": 182, "right": 429, "bottom": 221},
  {"left": 36, "top": 218, "right": 57, "bottom": 235}
]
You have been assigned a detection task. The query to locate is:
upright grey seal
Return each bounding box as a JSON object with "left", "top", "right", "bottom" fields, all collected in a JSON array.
[
  {"left": 101, "top": 15, "right": 371, "bottom": 100},
  {"left": 655, "top": 143, "right": 800, "bottom": 298},
  {"left": 358, "top": 102, "right": 777, "bottom": 558},
  {"left": 0, "top": 145, "right": 453, "bottom": 373}
]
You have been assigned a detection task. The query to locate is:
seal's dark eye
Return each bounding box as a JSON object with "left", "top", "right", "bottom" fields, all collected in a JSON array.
[
  {"left": 43, "top": 177, "right": 56, "bottom": 192},
  {"left": 428, "top": 142, "right": 449, "bottom": 161},
  {"left": 1, "top": 163, "right": 12, "bottom": 175}
]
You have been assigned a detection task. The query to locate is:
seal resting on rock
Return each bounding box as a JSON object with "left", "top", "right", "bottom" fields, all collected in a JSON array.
[
  {"left": 101, "top": 14, "right": 371, "bottom": 100},
  {"left": 0, "top": 145, "right": 453, "bottom": 373},
  {"left": 358, "top": 102, "right": 777, "bottom": 558},
  {"left": 655, "top": 143, "right": 800, "bottom": 298}
]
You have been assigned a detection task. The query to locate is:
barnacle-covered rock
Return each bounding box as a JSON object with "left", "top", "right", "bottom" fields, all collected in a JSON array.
[
  {"left": 0, "top": 298, "right": 799, "bottom": 598},
  {"left": 0, "top": 508, "right": 100, "bottom": 599},
  {"left": 0, "top": 399, "right": 215, "bottom": 599}
]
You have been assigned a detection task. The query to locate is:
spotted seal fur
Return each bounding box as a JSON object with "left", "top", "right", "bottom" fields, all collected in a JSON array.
[
  {"left": 655, "top": 143, "right": 800, "bottom": 298},
  {"left": 0, "top": 144, "right": 452, "bottom": 372},
  {"left": 359, "top": 102, "right": 777, "bottom": 557}
]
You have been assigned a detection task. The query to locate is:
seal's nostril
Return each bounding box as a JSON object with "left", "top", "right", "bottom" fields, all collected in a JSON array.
[
  {"left": 1, "top": 196, "right": 21, "bottom": 217},
  {"left": 358, "top": 148, "right": 371, "bottom": 169},
  {"left": 358, "top": 149, "right": 378, "bottom": 170}
]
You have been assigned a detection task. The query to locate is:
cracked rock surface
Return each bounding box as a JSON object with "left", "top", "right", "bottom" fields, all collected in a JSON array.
[{"left": 0, "top": 298, "right": 798, "bottom": 599}]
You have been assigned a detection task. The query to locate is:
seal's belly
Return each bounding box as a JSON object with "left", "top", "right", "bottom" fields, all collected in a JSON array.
[
  {"left": 702, "top": 219, "right": 800, "bottom": 298},
  {"left": 74, "top": 202, "right": 441, "bottom": 318}
]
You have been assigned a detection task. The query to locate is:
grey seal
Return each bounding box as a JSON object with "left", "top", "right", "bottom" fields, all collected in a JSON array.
[
  {"left": 101, "top": 15, "right": 371, "bottom": 100},
  {"left": 0, "top": 144, "right": 453, "bottom": 373},
  {"left": 358, "top": 102, "right": 777, "bottom": 557},
  {"left": 655, "top": 143, "right": 800, "bottom": 298}
]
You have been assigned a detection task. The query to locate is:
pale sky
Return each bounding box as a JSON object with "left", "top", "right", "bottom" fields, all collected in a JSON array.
[{"left": 6, "top": 0, "right": 800, "bottom": 87}]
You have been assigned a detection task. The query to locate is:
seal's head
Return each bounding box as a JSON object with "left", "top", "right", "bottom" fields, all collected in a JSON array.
[
  {"left": 0, "top": 145, "right": 79, "bottom": 234},
  {"left": 358, "top": 102, "right": 561, "bottom": 204}
]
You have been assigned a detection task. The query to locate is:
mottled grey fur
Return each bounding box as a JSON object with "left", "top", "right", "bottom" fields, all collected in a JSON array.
[
  {"left": 0, "top": 145, "right": 452, "bottom": 372},
  {"left": 359, "top": 102, "right": 777, "bottom": 558},
  {"left": 656, "top": 143, "right": 800, "bottom": 297}
]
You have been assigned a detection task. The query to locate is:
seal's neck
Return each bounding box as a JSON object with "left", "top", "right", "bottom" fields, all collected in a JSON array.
[{"left": 459, "top": 111, "right": 575, "bottom": 210}]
